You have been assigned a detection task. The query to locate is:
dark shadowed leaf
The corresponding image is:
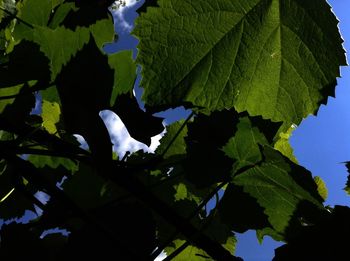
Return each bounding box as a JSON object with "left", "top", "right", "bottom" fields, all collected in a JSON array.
[
  {"left": 0, "top": 40, "right": 50, "bottom": 87},
  {"left": 273, "top": 206, "right": 350, "bottom": 261},
  {"left": 56, "top": 37, "right": 114, "bottom": 163},
  {"left": 0, "top": 162, "right": 35, "bottom": 220},
  {"left": 184, "top": 110, "right": 238, "bottom": 187},
  {"left": 219, "top": 183, "right": 270, "bottom": 233}
]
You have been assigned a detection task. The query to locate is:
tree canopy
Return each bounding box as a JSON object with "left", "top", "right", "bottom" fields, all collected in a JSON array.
[{"left": 0, "top": 0, "right": 348, "bottom": 260}]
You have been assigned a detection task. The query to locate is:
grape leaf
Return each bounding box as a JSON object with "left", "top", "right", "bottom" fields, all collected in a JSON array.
[
  {"left": 41, "top": 100, "right": 61, "bottom": 135},
  {"left": 274, "top": 126, "right": 298, "bottom": 163},
  {"left": 223, "top": 116, "right": 269, "bottom": 174},
  {"left": 313, "top": 176, "right": 328, "bottom": 201},
  {"left": 233, "top": 146, "right": 324, "bottom": 232},
  {"left": 48, "top": 2, "right": 76, "bottom": 29},
  {"left": 155, "top": 120, "right": 188, "bottom": 161},
  {"left": 32, "top": 26, "right": 89, "bottom": 80},
  {"left": 13, "top": 0, "right": 61, "bottom": 40},
  {"left": 0, "top": 84, "right": 22, "bottom": 113},
  {"left": 134, "top": 0, "right": 346, "bottom": 124},
  {"left": 28, "top": 155, "right": 78, "bottom": 174},
  {"left": 108, "top": 50, "right": 137, "bottom": 105},
  {"left": 165, "top": 240, "right": 212, "bottom": 261}
]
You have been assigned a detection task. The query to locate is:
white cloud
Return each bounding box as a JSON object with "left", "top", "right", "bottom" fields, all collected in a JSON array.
[
  {"left": 100, "top": 110, "right": 164, "bottom": 158},
  {"left": 111, "top": 0, "right": 140, "bottom": 32}
]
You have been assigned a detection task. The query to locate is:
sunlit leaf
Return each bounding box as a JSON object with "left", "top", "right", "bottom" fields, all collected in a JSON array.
[
  {"left": 233, "top": 146, "right": 324, "bottom": 232},
  {"left": 134, "top": 0, "right": 346, "bottom": 124},
  {"left": 41, "top": 100, "right": 61, "bottom": 135}
]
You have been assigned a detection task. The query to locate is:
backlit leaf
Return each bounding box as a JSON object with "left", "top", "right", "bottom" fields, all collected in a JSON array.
[
  {"left": 41, "top": 100, "right": 61, "bottom": 135},
  {"left": 134, "top": 0, "right": 346, "bottom": 124},
  {"left": 233, "top": 146, "right": 324, "bottom": 232}
]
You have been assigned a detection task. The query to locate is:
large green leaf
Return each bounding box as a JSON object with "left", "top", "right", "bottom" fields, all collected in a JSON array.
[
  {"left": 108, "top": 50, "right": 137, "bottom": 105},
  {"left": 134, "top": 0, "right": 346, "bottom": 124},
  {"left": 232, "top": 146, "right": 324, "bottom": 233}
]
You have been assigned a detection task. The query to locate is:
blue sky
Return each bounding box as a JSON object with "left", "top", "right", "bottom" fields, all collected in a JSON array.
[{"left": 107, "top": 1, "right": 350, "bottom": 260}]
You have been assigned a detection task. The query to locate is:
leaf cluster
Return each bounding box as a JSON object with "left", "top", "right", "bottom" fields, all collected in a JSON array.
[{"left": 0, "top": 0, "right": 348, "bottom": 260}]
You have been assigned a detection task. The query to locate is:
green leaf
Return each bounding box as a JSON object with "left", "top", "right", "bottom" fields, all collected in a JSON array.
[
  {"left": 13, "top": 0, "right": 60, "bottom": 40},
  {"left": 19, "top": 0, "right": 56, "bottom": 26},
  {"left": 223, "top": 116, "right": 269, "bottom": 174},
  {"left": 233, "top": 146, "right": 324, "bottom": 232},
  {"left": 0, "top": 84, "right": 22, "bottom": 113},
  {"left": 108, "top": 50, "right": 137, "bottom": 105},
  {"left": 89, "top": 17, "right": 115, "bottom": 49},
  {"left": 28, "top": 155, "right": 78, "bottom": 174},
  {"left": 134, "top": 0, "right": 346, "bottom": 124},
  {"left": 313, "top": 176, "right": 328, "bottom": 201},
  {"left": 274, "top": 126, "right": 298, "bottom": 163},
  {"left": 165, "top": 217, "right": 236, "bottom": 261},
  {"left": 40, "top": 86, "right": 61, "bottom": 104},
  {"left": 48, "top": 2, "right": 75, "bottom": 29},
  {"left": 156, "top": 120, "right": 188, "bottom": 159},
  {"left": 32, "top": 26, "right": 90, "bottom": 80},
  {"left": 165, "top": 240, "right": 211, "bottom": 261},
  {"left": 41, "top": 100, "right": 61, "bottom": 135}
]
